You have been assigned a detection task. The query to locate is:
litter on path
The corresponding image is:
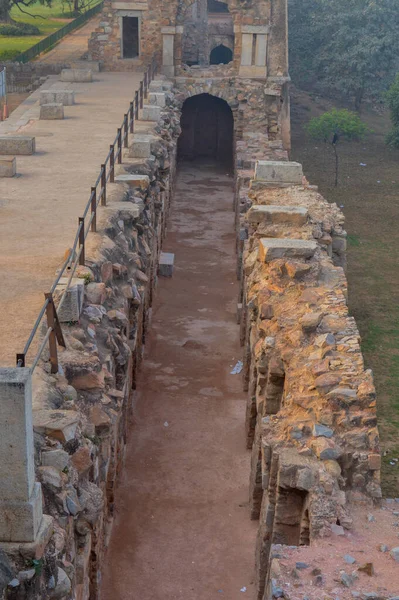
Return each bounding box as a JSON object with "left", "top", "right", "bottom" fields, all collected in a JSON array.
[{"left": 230, "top": 360, "right": 243, "bottom": 375}]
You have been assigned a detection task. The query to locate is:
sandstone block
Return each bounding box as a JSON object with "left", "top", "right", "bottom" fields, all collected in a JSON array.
[
  {"left": 40, "top": 90, "right": 75, "bottom": 106},
  {"left": 0, "top": 136, "right": 35, "bottom": 155},
  {"left": 258, "top": 238, "right": 317, "bottom": 263},
  {"left": 141, "top": 104, "right": 161, "bottom": 121},
  {"left": 40, "top": 103, "right": 64, "bottom": 120},
  {"left": 149, "top": 92, "right": 166, "bottom": 107},
  {"left": 158, "top": 252, "right": 174, "bottom": 277},
  {"left": 114, "top": 173, "right": 150, "bottom": 190},
  {"left": 0, "top": 156, "right": 16, "bottom": 177},
  {"left": 41, "top": 449, "right": 69, "bottom": 472},
  {"left": 60, "top": 69, "right": 93, "bottom": 83},
  {"left": 248, "top": 204, "right": 308, "bottom": 226},
  {"left": 254, "top": 161, "right": 303, "bottom": 184},
  {"left": 33, "top": 409, "right": 79, "bottom": 443}
]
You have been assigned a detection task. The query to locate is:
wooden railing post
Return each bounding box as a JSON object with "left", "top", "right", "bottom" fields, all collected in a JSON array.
[
  {"left": 45, "top": 293, "right": 59, "bottom": 374},
  {"left": 91, "top": 186, "right": 97, "bottom": 232},
  {"left": 124, "top": 114, "right": 129, "bottom": 148},
  {"left": 78, "top": 217, "right": 85, "bottom": 265},
  {"left": 101, "top": 164, "right": 106, "bottom": 205},
  {"left": 140, "top": 81, "right": 144, "bottom": 109},
  {"left": 117, "top": 128, "right": 122, "bottom": 164},
  {"left": 110, "top": 144, "right": 115, "bottom": 183},
  {"left": 135, "top": 92, "right": 139, "bottom": 119},
  {"left": 129, "top": 101, "right": 134, "bottom": 134}
]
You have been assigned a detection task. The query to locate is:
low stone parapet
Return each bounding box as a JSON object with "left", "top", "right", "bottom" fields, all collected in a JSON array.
[
  {"left": 40, "top": 90, "right": 75, "bottom": 106},
  {"left": 60, "top": 69, "right": 93, "bottom": 83},
  {"left": 0, "top": 156, "right": 16, "bottom": 177},
  {"left": 0, "top": 136, "right": 35, "bottom": 155},
  {"left": 40, "top": 103, "right": 64, "bottom": 120}
]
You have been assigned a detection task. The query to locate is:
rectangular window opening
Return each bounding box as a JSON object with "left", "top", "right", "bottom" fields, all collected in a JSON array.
[{"left": 123, "top": 16, "right": 139, "bottom": 59}]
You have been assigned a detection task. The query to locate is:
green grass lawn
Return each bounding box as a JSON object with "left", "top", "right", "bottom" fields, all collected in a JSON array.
[{"left": 0, "top": 0, "right": 99, "bottom": 60}]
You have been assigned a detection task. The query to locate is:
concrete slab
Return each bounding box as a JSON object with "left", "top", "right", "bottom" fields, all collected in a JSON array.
[{"left": 258, "top": 238, "right": 317, "bottom": 262}]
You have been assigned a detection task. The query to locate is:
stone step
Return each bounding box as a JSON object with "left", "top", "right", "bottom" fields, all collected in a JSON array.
[{"left": 60, "top": 69, "right": 93, "bottom": 83}]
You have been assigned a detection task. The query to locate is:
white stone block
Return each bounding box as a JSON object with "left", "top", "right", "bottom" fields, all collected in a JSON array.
[
  {"left": 54, "top": 277, "right": 84, "bottom": 322},
  {"left": 255, "top": 161, "right": 303, "bottom": 184},
  {"left": 158, "top": 252, "right": 174, "bottom": 277},
  {"left": 141, "top": 105, "right": 161, "bottom": 121},
  {"left": 258, "top": 238, "right": 317, "bottom": 263},
  {"left": 40, "top": 90, "right": 75, "bottom": 106},
  {"left": 0, "top": 136, "right": 35, "bottom": 155},
  {"left": 247, "top": 205, "right": 308, "bottom": 226},
  {"left": 149, "top": 92, "right": 166, "bottom": 107},
  {"left": 40, "top": 103, "right": 64, "bottom": 120},
  {"left": 61, "top": 69, "right": 93, "bottom": 83},
  {"left": 0, "top": 156, "right": 16, "bottom": 177},
  {"left": 128, "top": 134, "right": 157, "bottom": 158}
]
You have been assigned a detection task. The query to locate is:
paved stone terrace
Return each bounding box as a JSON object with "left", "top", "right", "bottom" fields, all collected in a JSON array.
[{"left": 0, "top": 72, "right": 143, "bottom": 366}]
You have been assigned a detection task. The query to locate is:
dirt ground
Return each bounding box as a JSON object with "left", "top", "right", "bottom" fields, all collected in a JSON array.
[
  {"left": 290, "top": 87, "right": 399, "bottom": 497},
  {"left": 100, "top": 162, "right": 257, "bottom": 599}
]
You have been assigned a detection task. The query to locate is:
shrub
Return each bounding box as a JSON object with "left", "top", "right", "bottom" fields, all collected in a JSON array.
[{"left": 0, "top": 22, "right": 41, "bottom": 36}]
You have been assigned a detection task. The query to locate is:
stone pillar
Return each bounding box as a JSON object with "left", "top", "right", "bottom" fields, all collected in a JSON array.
[
  {"left": 175, "top": 25, "right": 184, "bottom": 72},
  {"left": 0, "top": 368, "right": 43, "bottom": 542},
  {"left": 239, "top": 25, "right": 270, "bottom": 78},
  {"left": 161, "top": 27, "right": 176, "bottom": 77}
]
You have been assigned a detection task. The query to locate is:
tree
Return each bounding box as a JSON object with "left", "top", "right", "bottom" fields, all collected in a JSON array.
[
  {"left": 0, "top": 0, "right": 51, "bottom": 24},
  {"left": 305, "top": 109, "right": 369, "bottom": 186},
  {"left": 385, "top": 74, "right": 399, "bottom": 148},
  {"left": 288, "top": 0, "right": 399, "bottom": 110}
]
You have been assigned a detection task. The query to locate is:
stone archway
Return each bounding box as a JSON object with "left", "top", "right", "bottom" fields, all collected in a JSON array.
[{"left": 177, "top": 93, "right": 234, "bottom": 165}]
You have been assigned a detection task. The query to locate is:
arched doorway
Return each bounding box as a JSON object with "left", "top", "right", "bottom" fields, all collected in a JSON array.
[
  {"left": 177, "top": 94, "right": 234, "bottom": 166},
  {"left": 210, "top": 44, "right": 232, "bottom": 64}
]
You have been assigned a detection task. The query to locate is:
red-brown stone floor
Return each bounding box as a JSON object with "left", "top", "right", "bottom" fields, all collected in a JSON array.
[{"left": 100, "top": 162, "right": 257, "bottom": 599}]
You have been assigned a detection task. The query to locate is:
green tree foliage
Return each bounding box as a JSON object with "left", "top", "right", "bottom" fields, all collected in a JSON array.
[
  {"left": 305, "top": 109, "right": 369, "bottom": 186},
  {"left": 288, "top": 0, "right": 399, "bottom": 109},
  {"left": 0, "top": 0, "right": 51, "bottom": 25},
  {"left": 386, "top": 74, "right": 399, "bottom": 148}
]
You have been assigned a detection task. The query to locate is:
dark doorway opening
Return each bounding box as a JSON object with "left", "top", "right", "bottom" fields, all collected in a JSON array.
[
  {"left": 207, "top": 0, "right": 229, "bottom": 13},
  {"left": 122, "top": 17, "right": 139, "bottom": 58},
  {"left": 178, "top": 94, "right": 234, "bottom": 167},
  {"left": 210, "top": 44, "right": 232, "bottom": 65}
]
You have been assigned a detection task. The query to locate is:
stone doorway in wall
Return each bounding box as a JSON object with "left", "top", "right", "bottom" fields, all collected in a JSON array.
[
  {"left": 177, "top": 93, "right": 234, "bottom": 168},
  {"left": 122, "top": 16, "right": 139, "bottom": 58}
]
